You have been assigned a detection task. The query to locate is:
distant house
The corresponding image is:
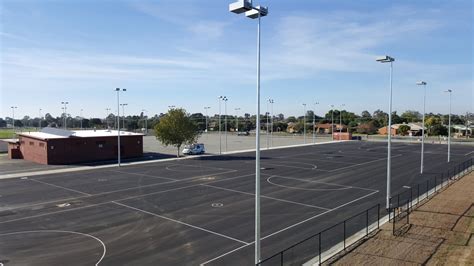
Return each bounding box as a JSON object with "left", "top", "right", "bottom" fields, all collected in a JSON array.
[
  {"left": 7, "top": 127, "right": 143, "bottom": 165},
  {"left": 286, "top": 122, "right": 298, "bottom": 133},
  {"left": 378, "top": 123, "right": 425, "bottom": 136},
  {"left": 315, "top": 123, "right": 341, "bottom": 134},
  {"left": 453, "top": 125, "right": 472, "bottom": 138}
]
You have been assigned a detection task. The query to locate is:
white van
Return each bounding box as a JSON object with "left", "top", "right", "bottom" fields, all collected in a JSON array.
[{"left": 182, "top": 143, "right": 205, "bottom": 155}]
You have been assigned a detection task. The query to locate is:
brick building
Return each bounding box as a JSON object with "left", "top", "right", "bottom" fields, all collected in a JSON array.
[{"left": 7, "top": 128, "right": 143, "bottom": 165}]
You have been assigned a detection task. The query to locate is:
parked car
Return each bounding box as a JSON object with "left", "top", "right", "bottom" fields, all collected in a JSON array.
[
  {"left": 237, "top": 131, "right": 250, "bottom": 136},
  {"left": 182, "top": 143, "right": 205, "bottom": 155}
]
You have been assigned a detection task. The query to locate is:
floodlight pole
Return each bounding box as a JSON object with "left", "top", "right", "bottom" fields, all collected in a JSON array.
[
  {"left": 115, "top": 88, "right": 126, "bottom": 167},
  {"left": 235, "top": 108, "right": 240, "bottom": 133},
  {"left": 61, "top": 101, "right": 69, "bottom": 129},
  {"left": 270, "top": 99, "right": 274, "bottom": 147},
  {"left": 120, "top": 103, "right": 128, "bottom": 130},
  {"left": 11, "top": 106, "right": 17, "bottom": 130},
  {"left": 339, "top": 104, "right": 345, "bottom": 140},
  {"left": 204, "top": 107, "right": 211, "bottom": 133},
  {"left": 218, "top": 96, "right": 223, "bottom": 154},
  {"left": 417, "top": 81, "right": 427, "bottom": 173},
  {"left": 142, "top": 109, "right": 148, "bottom": 134},
  {"left": 39, "top": 108, "right": 42, "bottom": 129},
  {"left": 376, "top": 55, "right": 395, "bottom": 209},
  {"left": 266, "top": 102, "right": 269, "bottom": 149},
  {"left": 331, "top": 105, "right": 334, "bottom": 140},
  {"left": 445, "top": 89, "right": 452, "bottom": 162},
  {"left": 80, "top": 109, "right": 83, "bottom": 130},
  {"left": 303, "top": 103, "right": 307, "bottom": 144},
  {"left": 224, "top": 97, "right": 228, "bottom": 152},
  {"left": 313, "top": 102, "right": 319, "bottom": 143}
]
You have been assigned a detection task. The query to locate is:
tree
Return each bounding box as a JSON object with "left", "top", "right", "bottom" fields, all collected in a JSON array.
[
  {"left": 361, "top": 111, "right": 372, "bottom": 122},
  {"left": 154, "top": 108, "right": 201, "bottom": 157},
  {"left": 398, "top": 125, "right": 411, "bottom": 136},
  {"left": 401, "top": 110, "right": 421, "bottom": 123},
  {"left": 357, "top": 121, "right": 379, "bottom": 134},
  {"left": 373, "top": 109, "right": 388, "bottom": 127},
  {"left": 287, "top": 116, "right": 297, "bottom": 123}
]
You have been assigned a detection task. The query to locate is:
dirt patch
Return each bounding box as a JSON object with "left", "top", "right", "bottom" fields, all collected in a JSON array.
[{"left": 329, "top": 172, "right": 474, "bottom": 266}]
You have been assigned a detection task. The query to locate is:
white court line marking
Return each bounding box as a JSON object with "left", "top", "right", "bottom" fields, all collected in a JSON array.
[
  {"left": 328, "top": 154, "right": 403, "bottom": 173},
  {"left": 202, "top": 184, "right": 330, "bottom": 211},
  {"left": 165, "top": 163, "right": 229, "bottom": 172},
  {"left": 268, "top": 174, "right": 378, "bottom": 192},
  {"left": 465, "top": 151, "right": 474, "bottom": 156},
  {"left": 0, "top": 230, "right": 106, "bottom": 266},
  {"left": 29, "top": 178, "right": 92, "bottom": 196},
  {"left": 245, "top": 161, "right": 326, "bottom": 171},
  {"left": 113, "top": 201, "right": 250, "bottom": 245},
  {"left": 0, "top": 183, "right": 203, "bottom": 225},
  {"left": 108, "top": 170, "right": 178, "bottom": 181},
  {"left": 200, "top": 190, "right": 380, "bottom": 265},
  {"left": 266, "top": 176, "right": 351, "bottom": 192},
  {"left": 281, "top": 157, "right": 358, "bottom": 165}
]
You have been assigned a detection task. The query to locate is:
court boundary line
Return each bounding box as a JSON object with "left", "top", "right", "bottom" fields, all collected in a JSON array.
[
  {"left": 267, "top": 174, "right": 378, "bottom": 192},
  {"left": 266, "top": 176, "right": 352, "bottom": 192},
  {"left": 112, "top": 201, "right": 250, "bottom": 245},
  {"left": 108, "top": 170, "right": 178, "bottom": 181},
  {"left": 29, "top": 178, "right": 92, "bottom": 196},
  {"left": 0, "top": 229, "right": 106, "bottom": 266},
  {"left": 201, "top": 183, "right": 330, "bottom": 211},
  {"left": 328, "top": 154, "right": 403, "bottom": 173},
  {"left": 200, "top": 190, "right": 379, "bottom": 265}
]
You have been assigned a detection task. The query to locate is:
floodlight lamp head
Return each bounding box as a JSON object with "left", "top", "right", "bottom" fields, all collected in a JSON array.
[
  {"left": 376, "top": 55, "right": 395, "bottom": 63},
  {"left": 245, "top": 6, "right": 268, "bottom": 19},
  {"left": 229, "top": 0, "right": 252, "bottom": 14},
  {"left": 416, "top": 81, "right": 427, "bottom": 86}
]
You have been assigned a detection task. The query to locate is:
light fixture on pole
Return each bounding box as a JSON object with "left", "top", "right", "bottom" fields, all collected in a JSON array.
[
  {"left": 339, "top": 104, "right": 346, "bottom": 140},
  {"left": 376, "top": 55, "right": 395, "bottom": 210},
  {"left": 268, "top": 99, "right": 274, "bottom": 147},
  {"left": 120, "top": 103, "right": 128, "bottom": 130},
  {"left": 224, "top": 97, "right": 229, "bottom": 152},
  {"left": 218, "top": 96, "right": 227, "bottom": 154},
  {"left": 416, "top": 81, "right": 427, "bottom": 173},
  {"left": 444, "top": 89, "right": 452, "bottom": 162},
  {"left": 142, "top": 109, "right": 148, "bottom": 135},
  {"left": 235, "top": 108, "right": 241, "bottom": 133},
  {"left": 61, "top": 101, "right": 69, "bottom": 130},
  {"left": 331, "top": 105, "right": 334, "bottom": 140},
  {"left": 204, "top": 107, "right": 211, "bottom": 133},
  {"left": 229, "top": 1, "right": 268, "bottom": 263},
  {"left": 39, "top": 108, "right": 42, "bottom": 129},
  {"left": 106, "top": 108, "right": 111, "bottom": 129},
  {"left": 303, "top": 103, "right": 307, "bottom": 144},
  {"left": 80, "top": 109, "right": 84, "bottom": 130},
  {"left": 313, "top": 102, "right": 319, "bottom": 143},
  {"left": 10, "top": 106, "right": 17, "bottom": 130},
  {"left": 115, "top": 88, "right": 126, "bottom": 167}
]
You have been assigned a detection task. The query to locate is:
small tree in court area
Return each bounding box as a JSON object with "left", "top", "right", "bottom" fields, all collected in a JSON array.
[{"left": 154, "top": 108, "right": 200, "bottom": 157}]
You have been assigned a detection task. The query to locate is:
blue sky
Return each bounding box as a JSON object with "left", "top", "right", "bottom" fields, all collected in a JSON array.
[{"left": 1, "top": 0, "right": 472, "bottom": 119}]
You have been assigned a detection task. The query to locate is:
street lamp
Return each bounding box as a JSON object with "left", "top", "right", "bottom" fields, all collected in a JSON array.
[
  {"left": 61, "top": 101, "right": 69, "bottom": 129},
  {"left": 10, "top": 106, "right": 17, "bottom": 130},
  {"left": 120, "top": 103, "right": 128, "bottom": 130},
  {"left": 376, "top": 55, "right": 395, "bottom": 210},
  {"left": 331, "top": 105, "right": 334, "bottom": 140},
  {"left": 115, "top": 88, "right": 126, "bottom": 167},
  {"left": 224, "top": 97, "right": 229, "bottom": 152},
  {"left": 204, "top": 106, "right": 211, "bottom": 133},
  {"left": 142, "top": 109, "right": 148, "bottom": 135},
  {"left": 268, "top": 99, "right": 274, "bottom": 147},
  {"left": 218, "top": 96, "right": 227, "bottom": 154},
  {"left": 39, "top": 108, "right": 42, "bottom": 129},
  {"left": 303, "top": 103, "right": 307, "bottom": 144},
  {"left": 313, "top": 102, "right": 319, "bottom": 143},
  {"left": 229, "top": 0, "right": 268, "bottom": 263},
  {"left": 416, "top": 81, "right": 427, "bottom": 173},
  {"left": 444, "top": 89, "right": 452, "bottom": 162},
  {"left": 106, "top": 108, "right": 111, "bottom": 129},
  {"left": 339, "top": 104, "right": 346, "bottom": 139},
  {"left": 235, "top": 108, "right": 241, "bottom": 133},
  {"left": 80, "top": 108, "right": 84, "bottom": 130}
]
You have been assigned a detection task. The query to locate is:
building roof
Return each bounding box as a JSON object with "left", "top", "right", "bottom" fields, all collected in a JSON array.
[{"left": 18, "top": 128, "right": 143, "bottom": 140}]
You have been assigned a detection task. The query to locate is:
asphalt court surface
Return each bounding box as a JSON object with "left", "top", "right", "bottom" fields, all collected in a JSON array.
[{"left": 0, "top": 141, "right": 472, "bottom": 265}]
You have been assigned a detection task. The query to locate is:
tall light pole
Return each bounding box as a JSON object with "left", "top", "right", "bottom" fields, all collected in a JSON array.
[
  {"left": 302, "top": 103, "right": 308, "bottom": 144},
  {"left": 331, "top": 105, "right": 335, "bottom": 140},
  {"left": 218, "top": 96, "right": 227, "bottom": 154},
  {"left": 204, "top": 106, "right": 211, "bottom": 133},
  {"left": 417, "top": 81, "right": 427, "bottom": 173},
  {"left": 313, "top": 102, "right": 319, "bottom": 143},
  {"left": 235, "top": 108, "right": 241, "bottom": 133},
  {"left": 266, "top": 102, "right": 270, "bottom": 149},
  {"left": 376, "top": 55, "right": 395, "bottom": 210},
  {"left": 115, "top": 88, "right": 126, "bottom": 167},
  {"left": 106, "top": 108, "right": 111, "bottom": 129},
  {"left": 445, "top": 89, "right": 452, "bottom": 162},
  {"left": 268, "top": 99, "right": 274, "bottom": 147},
  {"left": 224, "top": 97, "right": 228, "bottom": 152},
  {"left": 80, "top": 108, "right": 84, "bottom": 130},
  {"left": 10, "top": 106, "right": 17, "bottom": 130},
  {"left": 61, "top": 101, "right": 69, "bottom": 129},
  {"left": 229, "top": 1, "right": 268, "bottom": 263},
  {"left": 120, "top": 103, "right": 128, "bottom": 130},
  {"left": 142, "top": 109, "right": 148, "bottom": 134},
  {"left": 339, "top": 104, "right": 345, "bottom": 139},
  {"left": 39, "top": 108, "right": 42, "bottom": 129}
]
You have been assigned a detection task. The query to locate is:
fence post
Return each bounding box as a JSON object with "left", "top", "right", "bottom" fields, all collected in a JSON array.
[
  {"left": 366, "top": 209, "right": 369, "bottom": 236},
  {"left": 343, "top": 220, "right": 346, "bottom": 250},
  {"left": 377, "top": 204, "right": 380, "bottom": 229},
  {"left": 318, "top": 232, "right": 322, "bottom": 265}
]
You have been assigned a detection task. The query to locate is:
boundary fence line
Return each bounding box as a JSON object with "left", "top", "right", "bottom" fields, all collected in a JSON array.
[{"left": 257, "top": 158, "right": 473, "bottom": 266}]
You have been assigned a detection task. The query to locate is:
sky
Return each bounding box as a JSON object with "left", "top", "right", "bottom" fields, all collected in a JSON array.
[{"left": 1, "top": 0, "right": 473, "bottom": 119}]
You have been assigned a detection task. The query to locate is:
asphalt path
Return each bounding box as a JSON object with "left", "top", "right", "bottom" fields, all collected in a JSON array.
[{"left": 0, "top": 141, "right": 472, "bottom": 266}]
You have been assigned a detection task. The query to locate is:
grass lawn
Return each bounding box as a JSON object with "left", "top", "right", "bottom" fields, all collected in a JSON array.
[{"left": 0, "top": 128, "right": 38, "bottom": 139}]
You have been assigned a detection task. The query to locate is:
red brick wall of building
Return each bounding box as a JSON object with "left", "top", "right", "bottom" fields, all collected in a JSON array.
[{"left": 18, "top": 137, "right": 48, "bottom": 164}]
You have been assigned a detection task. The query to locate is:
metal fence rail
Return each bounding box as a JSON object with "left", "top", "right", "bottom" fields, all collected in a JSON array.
[{"left": 258, "top": 158, "right": 473, "bottom": 266}]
